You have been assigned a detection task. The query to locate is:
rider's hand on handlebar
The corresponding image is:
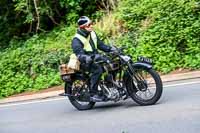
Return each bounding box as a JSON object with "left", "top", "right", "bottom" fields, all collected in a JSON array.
[
  {"left": 93, "top": 54, "right": 101, "bottom": 60},
  {"left": 110, "top": 46, "right": 118, "bottom": 54},
  {"left": 94, "top": 54, "right": 109, "bottom": 63},
  {"left": 110, "top": 46, "right": 117, "bottom": 51}
]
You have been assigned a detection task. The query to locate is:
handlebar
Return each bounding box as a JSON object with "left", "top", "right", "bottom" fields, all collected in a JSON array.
[
  {"left": 109, "top": 46, "right": 126, "bottom": 55},
  {"left": 95, "top": 45, "right": 128, "bottom": 64}
]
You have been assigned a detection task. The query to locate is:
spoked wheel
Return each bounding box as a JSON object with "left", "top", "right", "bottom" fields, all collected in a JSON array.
[
  {"left": 65, "top": 79, "right": 95, "bottom": 111},
  {"left": 127, "top": 68, "right": 163, "bottom": 105}
]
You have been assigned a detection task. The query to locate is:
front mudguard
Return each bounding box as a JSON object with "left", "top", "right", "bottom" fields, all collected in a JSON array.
[
  {"left": 131, "top": 62, "right": 152, "bottom": 70},
  {"left": 123, "top": 62, "right": 152, "bottom": 82}
]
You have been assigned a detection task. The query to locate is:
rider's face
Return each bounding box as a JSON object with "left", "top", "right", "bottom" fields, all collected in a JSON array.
[{"left": 84, "top": 23, "right": 93, "bottom": 32}]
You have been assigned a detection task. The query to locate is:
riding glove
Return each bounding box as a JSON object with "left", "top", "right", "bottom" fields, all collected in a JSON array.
[
  {"left": 110, "top": 46, "right": 118, "bottom": 52},
  {"left": 85, "top": 55, "right": 93, "bottom": 64},
  {"left": 94, "top": 54, "right": 108, "bottom": 62}
]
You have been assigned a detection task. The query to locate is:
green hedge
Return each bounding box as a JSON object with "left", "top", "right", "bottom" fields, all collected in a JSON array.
[
  {"left": 1, "top": 0, "right": 200, "bottom": 98},
  {"left": 116, "top": 0, "right": 200, "bottom": 73},
  {"left": 0, "top": 26, "right": 76, "bottom": 98}
]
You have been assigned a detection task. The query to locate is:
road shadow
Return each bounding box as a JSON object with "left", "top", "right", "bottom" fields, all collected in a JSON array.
[
  {"left": 66, "top": 98, "right": 165, "bottom": 113},
  {"left": 94, "top": 102, "right": 124, "bottom": 110},
  {"left": 66, "top": 100, "right": 137, "bottom": 113},
  {"left": 93, "top": 97, "right": 166, "bottom": 111},
  {"left": 91, "top": 99, "right": 140, "bottom": 111}
]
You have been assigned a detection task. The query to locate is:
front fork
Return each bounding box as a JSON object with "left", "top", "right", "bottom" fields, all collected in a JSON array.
[{"left": 126, "top": 62, "right": 150, "bottom": 91}]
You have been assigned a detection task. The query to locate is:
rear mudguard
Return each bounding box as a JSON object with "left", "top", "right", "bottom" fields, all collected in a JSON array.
[{"left": 64, "top": 72, "right": 89, "bottom": 94}]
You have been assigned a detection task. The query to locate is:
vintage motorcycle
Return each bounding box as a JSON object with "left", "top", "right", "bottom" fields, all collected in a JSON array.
[{"left": 60, "top": 46, "right": 163, "bottom": 110}]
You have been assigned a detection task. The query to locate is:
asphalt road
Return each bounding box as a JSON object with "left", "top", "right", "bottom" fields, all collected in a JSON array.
[{"left": 0, "top": 79, "right": 200, "bottom": 133}]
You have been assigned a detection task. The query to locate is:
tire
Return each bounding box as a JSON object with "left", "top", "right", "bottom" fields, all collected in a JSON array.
[
  {"left": 126, "top": 68, "right": 163, "bottom": 105},
  {"left": 65, "top": 80, "right": 95, "bottom": 111}
]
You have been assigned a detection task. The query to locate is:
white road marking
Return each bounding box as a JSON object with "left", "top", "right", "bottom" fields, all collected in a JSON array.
[
  {"left": 164, "top": 81, "right": 200, "bottom": 88},
  {"left": 0, "top": 81, "right": 200, "bottom": 108}
]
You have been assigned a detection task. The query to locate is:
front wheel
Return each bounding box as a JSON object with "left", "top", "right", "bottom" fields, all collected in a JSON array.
[
  {"left": 126, "top": 68, "right": 163, "bottom": 105},
  {"left": 65, "top": 79, "right": 95, "bottom": 111}
]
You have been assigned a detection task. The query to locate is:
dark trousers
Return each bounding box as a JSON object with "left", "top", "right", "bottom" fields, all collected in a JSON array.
[{"left": 81, "top": 63, "right": 103, "bottom": 94}]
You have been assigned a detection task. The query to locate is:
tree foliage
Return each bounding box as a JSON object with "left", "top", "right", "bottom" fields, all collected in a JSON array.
[{"left": 0, "top": 0, "right": 110, "bottom": 48}]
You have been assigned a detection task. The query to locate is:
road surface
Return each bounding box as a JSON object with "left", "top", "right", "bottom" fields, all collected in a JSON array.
[{"left": 0, "top": 79, "right": 200, "bottom": 133}]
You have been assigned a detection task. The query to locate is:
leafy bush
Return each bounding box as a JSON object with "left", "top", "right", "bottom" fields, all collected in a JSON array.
[
  {"left": 0, "top": 25, "right": 75, "bottom": 98},
  {"left": 115, "top": 0, "right": 200, "bottom": 73}
]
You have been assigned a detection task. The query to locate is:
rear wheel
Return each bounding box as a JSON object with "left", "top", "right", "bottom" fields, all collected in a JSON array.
[
  {"left": 126, "top": 68, "right": 163, "bottom": 105},
  {"left": 65, "top": 79, "right": 95, "bottom": 110}
]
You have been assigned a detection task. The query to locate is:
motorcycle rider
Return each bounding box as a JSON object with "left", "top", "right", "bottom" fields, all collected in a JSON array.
[{"left": 71, "top": 16, "right": 116, "bottom": 101}]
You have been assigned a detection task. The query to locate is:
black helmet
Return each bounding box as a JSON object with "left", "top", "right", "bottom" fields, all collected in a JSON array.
[{"left": 77, "top": 16, "right": 92, "bottom": 28}]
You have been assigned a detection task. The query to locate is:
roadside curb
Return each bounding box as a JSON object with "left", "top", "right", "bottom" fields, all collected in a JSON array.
[
  {"left": 161, "top": 71, "right": 200, "bottom": 82},
  {"left": 0, "top": 70, "right": 200, "bottom": 105},
  {"left": 0, "top": 90, "right": 64, "bottom": 105}
]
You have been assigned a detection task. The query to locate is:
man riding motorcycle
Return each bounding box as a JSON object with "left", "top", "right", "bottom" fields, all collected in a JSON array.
[{"left": 71, "top": 16, "right": 116, "bottom": 101}]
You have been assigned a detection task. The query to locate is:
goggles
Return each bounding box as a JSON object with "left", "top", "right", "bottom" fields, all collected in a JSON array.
[{"left": 79, "top": 22, "right": 93, "bottom": 28}]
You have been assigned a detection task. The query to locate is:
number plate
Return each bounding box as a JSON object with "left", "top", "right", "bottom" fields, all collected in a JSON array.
[{"left": 137, "top": 56, "right": 153, "bottom": 64}]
